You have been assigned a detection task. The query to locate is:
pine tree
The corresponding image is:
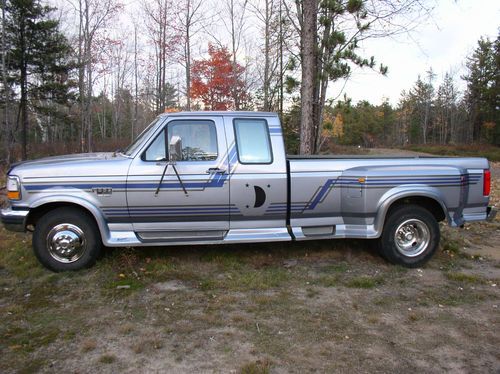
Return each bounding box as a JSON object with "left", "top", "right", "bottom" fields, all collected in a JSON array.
[
  {"left": 4, "top": 0, "right": 73, "bottom": 159},
  {"left": 463, "top": 34, "right": 499, "bottom": 144}
]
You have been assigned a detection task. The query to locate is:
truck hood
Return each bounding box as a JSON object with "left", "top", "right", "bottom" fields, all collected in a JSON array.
[{"left": 9, "top": 152, "right": 132, "bottom": 178}]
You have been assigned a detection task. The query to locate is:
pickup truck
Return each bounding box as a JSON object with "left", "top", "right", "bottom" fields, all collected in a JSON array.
[{"left": 1, "top": 111, "right": 496, "bottom": 271}]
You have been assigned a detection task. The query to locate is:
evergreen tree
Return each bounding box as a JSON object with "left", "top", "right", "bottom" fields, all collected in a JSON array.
[
  {"left": 463, "top": 33, "right": 499, "bottom": 144},
  {"left": 408, "top": 73, "right": 434, "bottom": 144},
  {"left": 4, "top": 0, "right": 73, "bottom": 159}
]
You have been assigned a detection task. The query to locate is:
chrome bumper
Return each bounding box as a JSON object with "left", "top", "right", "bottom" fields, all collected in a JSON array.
[
  {"left": 0, "top": 206, "right": 29, "bottom": 232},
  {"left": 487, "top": 206, "right": 497, "bottom": 222}
]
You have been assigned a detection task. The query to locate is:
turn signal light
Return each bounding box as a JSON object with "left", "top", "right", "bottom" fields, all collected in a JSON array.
[
  {"left": 7, "top": 191, "right": 21, "bottom": 200},
  {"left": 483, "top": 169, "right": 491, "bottom": 196}
]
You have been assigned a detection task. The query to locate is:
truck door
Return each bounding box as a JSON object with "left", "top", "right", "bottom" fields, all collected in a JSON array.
[
  {"left": 223, "top": 114, "right": 288, "bottom": 234},
  {"left": 126, "top": 116, "right": 230, "bottom": 241}
]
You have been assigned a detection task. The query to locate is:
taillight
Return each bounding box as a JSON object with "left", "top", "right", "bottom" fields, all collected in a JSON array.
[{"left": 483, "top": 169, "right": 491, "bottom": 196}]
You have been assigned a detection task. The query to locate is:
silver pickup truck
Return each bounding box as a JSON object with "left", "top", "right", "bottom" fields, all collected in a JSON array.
[{"left": 1, "top": 111, "right": 496, "bottom": 271}]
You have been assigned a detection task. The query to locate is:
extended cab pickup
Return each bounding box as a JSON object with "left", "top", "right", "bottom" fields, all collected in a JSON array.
[{"left": 1, "top": 111, "right": 497, "bottom": 271}]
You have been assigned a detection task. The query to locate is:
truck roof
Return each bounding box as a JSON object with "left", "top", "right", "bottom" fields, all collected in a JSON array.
[{"left": 160, "top": 111, "right": 278, "bottom": 117}]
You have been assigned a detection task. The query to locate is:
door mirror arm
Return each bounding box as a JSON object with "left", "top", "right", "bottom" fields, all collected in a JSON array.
[{"left": 155, "top": 136, "right": 188, "bottom": 196}]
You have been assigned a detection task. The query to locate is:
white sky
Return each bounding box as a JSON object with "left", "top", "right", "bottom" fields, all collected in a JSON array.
[{"left": 329, "top": 0, "right": 500, "bottom": 105}]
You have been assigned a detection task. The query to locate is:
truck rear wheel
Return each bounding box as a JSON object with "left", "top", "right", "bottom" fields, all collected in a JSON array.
[
  {"left": 32, "top": 207, "right": 102, "bottom": 272},
  {"left": 378, "top": 204, "right": 440, "bottom": 268}
]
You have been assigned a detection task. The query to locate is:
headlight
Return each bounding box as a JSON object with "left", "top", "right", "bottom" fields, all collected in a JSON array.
[{"left": 7, "top": 176, "right": 21, "bottom": 200}]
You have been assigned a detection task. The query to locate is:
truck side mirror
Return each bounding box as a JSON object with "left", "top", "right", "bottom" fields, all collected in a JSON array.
[{"left": 169, "top": 136, "right": 182, "bottom": 162}]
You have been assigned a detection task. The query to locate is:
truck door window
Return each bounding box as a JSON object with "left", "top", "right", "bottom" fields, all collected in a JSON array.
[
  {"left": 233, "top": 119, "right": 272, "bottom": 164},
  {"left": 143, "top": 120, "right": 218, "bottom": 161}
]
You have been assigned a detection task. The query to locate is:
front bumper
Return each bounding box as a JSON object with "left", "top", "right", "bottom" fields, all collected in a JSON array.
[
  {"left": 0, "top": 205, "right": 29, "bottom": 232},
  {"left": 487, "top": 206, "right": 497, "bottom": 222}
]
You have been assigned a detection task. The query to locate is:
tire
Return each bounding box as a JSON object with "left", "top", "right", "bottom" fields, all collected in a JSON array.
[
  {"left": 32, "top": 207, "right": 102, "bottom": 272},
  {"left": 378, "top": 204, "right": 440, "bottom": 268}
]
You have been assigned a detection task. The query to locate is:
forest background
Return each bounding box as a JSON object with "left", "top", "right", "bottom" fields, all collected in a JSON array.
[{"left": 0, "top": 0, "right": 499, "bottom": 163}]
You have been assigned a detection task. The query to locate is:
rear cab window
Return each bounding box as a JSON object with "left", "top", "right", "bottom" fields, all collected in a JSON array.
[{"left": 233, "top": 118, "right": 272, "bottom": 164}]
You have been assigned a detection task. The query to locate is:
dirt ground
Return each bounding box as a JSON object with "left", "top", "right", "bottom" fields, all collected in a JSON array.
[{"left": 0, "top": 160, "right": 498, "bottom": 373}]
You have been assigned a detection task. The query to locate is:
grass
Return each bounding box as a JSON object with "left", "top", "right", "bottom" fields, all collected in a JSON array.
[
  {"left": 99, "top": 353, "right": 117, "bottom": 364},
  {"left": 445, "top": 272, "right": 487, "bottom": 284},
  {"left": 313, "top": 274, "right": 339, "bottom": 287},
  {"left": 345, "top": 275, "right": 385, "bottom": 289},
  {"left": 81, "top": 339, "right": 97, "bottom": 353},
  {"left": 0, "top": 221, "right": 499, "bottom": 372},
  {"left": 240, "top": 359, "right": 271, "bottom": 374}
]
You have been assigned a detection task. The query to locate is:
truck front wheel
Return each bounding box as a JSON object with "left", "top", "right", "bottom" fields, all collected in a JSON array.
[
  {"left": 32, "top": 207, "right": 102, "bottom": 272},
  {"left": 378, "top": 204, "right": 440, "bottom": 268}
]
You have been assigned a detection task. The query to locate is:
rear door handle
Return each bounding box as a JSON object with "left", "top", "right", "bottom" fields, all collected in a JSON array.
[{"left": 206, "top": 167, "right": 226, "bottom": 174}]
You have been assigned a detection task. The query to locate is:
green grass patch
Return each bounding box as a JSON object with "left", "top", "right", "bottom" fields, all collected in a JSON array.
[
  {"left": 240, "top": 359, "right": 271, "bottom": 374},
  {"left": 323, "top": 262, "right": 349, "bottom": 273},
  {"left": 445, "top": 272, "right": 486, "bottom": 284},
  {"left": 198, "top": 266, "right": 292, "bottom": 292},
  {"left": 442, "top": 240, "right": 461, "bottom": 254},
  {"left": 312, "top": 275, "right": 339, "bottom": 287},
  {"left": 99, "top": 353, "right": 117, "bottom": 364},
  {"left": 4, "top": 326, "right": 60, "bottom": 353},
  {"left": 201, "top": 250, "right": 245, "bottom": 270},
  {"left": 105, "top": 277, "right": 144, "bottom": 292},
  {"left": 417, "top": 285, "right": 493, "bottom": 306},
  {"left": 345, "top": 275, "right": 384, "bottom": 289},
  {"left": 17, "top": 358, "right": 46, "bottom": 374}
]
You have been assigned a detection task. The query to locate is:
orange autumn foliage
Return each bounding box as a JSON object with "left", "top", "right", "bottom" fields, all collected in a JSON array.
[{"left": 190, "top": 44, "right": 247, "bottom": 110}]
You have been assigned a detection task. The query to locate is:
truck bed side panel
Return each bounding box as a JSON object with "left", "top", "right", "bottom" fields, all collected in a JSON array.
[{"left": 289, "top": 157, "right": 490, "bottom": 239}]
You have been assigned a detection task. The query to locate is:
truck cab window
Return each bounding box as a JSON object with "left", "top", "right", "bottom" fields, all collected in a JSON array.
[
  {"left": 234, "top": 119, "right": 272, "bottom": 164},
  {"left": 143, "top": 120, "right": 218, "bottom": 161}
]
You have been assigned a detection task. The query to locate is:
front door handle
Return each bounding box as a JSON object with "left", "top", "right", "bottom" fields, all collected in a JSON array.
[{"left": 207, "top": 167, "right": 226, "bottom": 174}]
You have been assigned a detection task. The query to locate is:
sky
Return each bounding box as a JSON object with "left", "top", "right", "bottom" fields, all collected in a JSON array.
[{"left": 329, "top": 0, "right": 500, "bottom": 105}]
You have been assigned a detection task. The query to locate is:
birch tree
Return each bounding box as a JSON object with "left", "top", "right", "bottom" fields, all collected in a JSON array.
[
  {"left": 143, "top": 0, "right": 180, "bottom": 113},
  {"left": 217, "top": 0, "right": 248, "bottom": 110},
  {"left": 71, "top": 0, "right": 120, "bottom": 151},
  {"left": 177, "top": 0, "right": 204, "bottom": 110}
]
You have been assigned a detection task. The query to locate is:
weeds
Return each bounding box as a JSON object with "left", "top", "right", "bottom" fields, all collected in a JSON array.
[
  {"left": 240, "top": 359, "right": 271, "bottom": 374},
  {"left": 445, "top": 272, "right": 486, "bottom": 284},
  {"left": 98, "top": 354, "right": 117, "bottom": 364},
  {"left": 345, "top": 275, "right": 385, "bottom": 289}
]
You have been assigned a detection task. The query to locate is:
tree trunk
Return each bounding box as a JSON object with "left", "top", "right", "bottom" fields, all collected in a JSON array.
[
  {"left": 263, "top": 0, "right": 270, "bottom": 111},
  {"left": 133, "top": 23, "right": 138, "bottom": 139},
  {"left": 230, "top": 0, "right": 239, "bottom": 110},
  {"left": 185, "top": 23, "right": 191, "bottom": 110},
  {"left": 184, "top": 0, "right": 191, "bottom": 110},
  {"left": 278, "top": 0, "right": 283, "bottom": 119},
  {"left": 19, "top": 14, "right": 27, "bottom": 159},
  {"left": 299, "top": 0, "right": 317, "bottom": 155},
  {"left": 84, "top": 0, "right": 93, "bottom": 152},
  {"left": 78, "top": 0, "right": 85, "bottom": 152},
  {"left": 1, "top": 0, "right": 11, "bottom": 163}
]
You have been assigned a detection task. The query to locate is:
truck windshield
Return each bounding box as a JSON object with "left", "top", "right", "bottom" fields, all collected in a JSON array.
[{"left": 123, "top": 118, "right": 161, "bottom": 156}]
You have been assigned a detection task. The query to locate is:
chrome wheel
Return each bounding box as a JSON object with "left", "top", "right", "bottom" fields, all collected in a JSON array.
[
  {"left": 394, "top": 219, "right": 430, "bottom": 257},
  {"left": 46, "top": 223, "right": 86, "bottom": 263}
]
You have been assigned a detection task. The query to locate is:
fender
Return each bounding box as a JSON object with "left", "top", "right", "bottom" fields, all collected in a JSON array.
[
  {"left": 28, "top": 195, "right": 110, "bottom": 241},
  {"left": 373, "top": 185, "right": 449, "bottom": 236}
]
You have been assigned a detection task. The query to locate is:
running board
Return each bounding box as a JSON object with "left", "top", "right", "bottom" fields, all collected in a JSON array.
[{"left": 104, "top": 227, "right": 291, "bottom": 247}]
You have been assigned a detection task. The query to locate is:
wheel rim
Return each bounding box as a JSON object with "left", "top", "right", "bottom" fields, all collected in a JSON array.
[
  {"left": 394, "top": 219, "right": 430, "bottom": 257},
  {"left": 46, "top": 223, "right": 86, "bottom": 263}
]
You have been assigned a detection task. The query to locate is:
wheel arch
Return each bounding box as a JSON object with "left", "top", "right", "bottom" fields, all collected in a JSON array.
[
  {"left": 26, "top": 197, "right": 108, "bottom": 241},
  {"left": 374, "top": 188, "right": 448, "bottom": 237}
]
